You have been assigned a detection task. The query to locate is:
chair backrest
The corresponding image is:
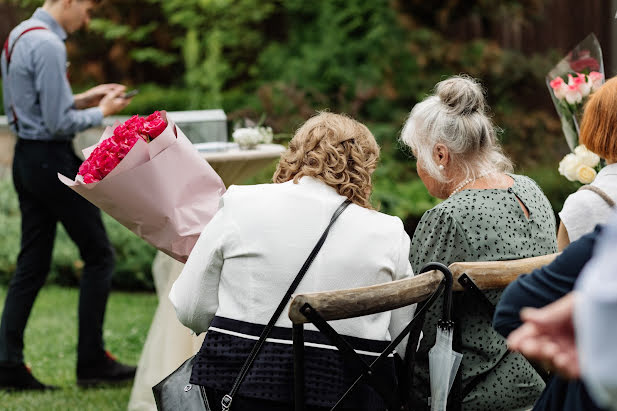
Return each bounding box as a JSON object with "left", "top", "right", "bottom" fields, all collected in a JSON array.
[{"left": 288, "top": 253, "right": 559, "bottom": 324}]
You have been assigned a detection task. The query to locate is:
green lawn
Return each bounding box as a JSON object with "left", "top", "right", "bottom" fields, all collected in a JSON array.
[{"left": 0, "top": 285, "right": 157, "bottom": 410}]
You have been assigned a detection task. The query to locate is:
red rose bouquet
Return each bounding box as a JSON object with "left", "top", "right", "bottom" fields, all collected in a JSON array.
[
  {"left": 77, "top": 112, "right": 167, "bottom": 183},
  {"left": 59, "top": 111, "right": 225, "bottom": 262}
]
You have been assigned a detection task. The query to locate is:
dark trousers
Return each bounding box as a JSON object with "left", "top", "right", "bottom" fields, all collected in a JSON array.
[{"left": 0, "top": 139, "right": 114, "bottom": 367}]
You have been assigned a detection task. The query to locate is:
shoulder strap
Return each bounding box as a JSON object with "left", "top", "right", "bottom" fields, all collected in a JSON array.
[
  {"left": 577, "top": 184, "right": 616, "bottom": 208},
  {"left": 221, "top": 199, "right": 352, "bottom": 410},
  {"left": 3, "top": 26, "right": 47, "bottom": 73},
  {"left": 2, "top": 26, "right": 48, "bottom": 134}
]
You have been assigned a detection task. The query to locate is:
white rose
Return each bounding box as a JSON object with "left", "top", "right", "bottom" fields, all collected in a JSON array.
[
  {"left": 576, "top": 165, "right": 597, "bottom": 184},
  {"left": 558, "top": 153, "right": 582, "bottom": 181},
  {"left": 574, "top": 145, "right": 600, "bottom": 167}
]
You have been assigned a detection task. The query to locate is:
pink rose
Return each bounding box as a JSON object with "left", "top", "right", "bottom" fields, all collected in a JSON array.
[
  {"left": 124, "top": 115, "right": 146, "bottom": 133},
  {"left": 588, "top": 71, "right": 604, "bottom": 91},
  {"left": 574, "top": 73, "right": 591, "bottom": 97},
  {"left": 143, "top": 111, "right": 167, "bottom": 139},
  {"left": 550, "top": 76, "right": 567, "bottom": 100},
  {"left": 565, "top": 74, "right": 583, "bottom": 104}
]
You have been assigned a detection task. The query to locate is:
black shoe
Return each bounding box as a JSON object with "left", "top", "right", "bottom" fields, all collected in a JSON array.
[
  {"left": 0, "top": 363, "right": 57, "bottom": 391},
  {"left": 76, "top": 351, "right": 136, "bottom": 387}
]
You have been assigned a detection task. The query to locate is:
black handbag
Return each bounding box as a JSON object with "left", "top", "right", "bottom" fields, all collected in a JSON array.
[
  {"left": 152, "top": 356, "right": 212, "bottom": 410},
  {"left": 153, "top": 199, "right": 351, "bottom": 411}
]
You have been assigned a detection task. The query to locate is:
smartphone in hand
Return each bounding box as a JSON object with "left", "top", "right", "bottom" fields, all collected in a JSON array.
[{"left": 122, "top": 89, "right": 139, "bottom": 99}]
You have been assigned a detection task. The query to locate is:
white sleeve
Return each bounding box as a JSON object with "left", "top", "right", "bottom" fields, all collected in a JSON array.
[
  {"left": 574, "top": 213, "right": 617, "bottom": 409},
  {"left": 389, "top": 225, "right": 415, "bottom": 359},
  {"left": 559, "top": 190, "right": 611, "bottom": 243},
  {"left": 169, "top": 205, "right": 228, "bottom": 334}
]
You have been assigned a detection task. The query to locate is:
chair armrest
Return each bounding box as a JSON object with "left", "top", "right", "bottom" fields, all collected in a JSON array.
[
  {"left": 448, "top": 253, "right": 559, "bottom": 291},
  {"left": 288, "top": 270, "right": 442, "bottom": 324}
]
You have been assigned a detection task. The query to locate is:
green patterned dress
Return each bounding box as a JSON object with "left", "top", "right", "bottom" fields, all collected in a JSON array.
[{"left": 409, "top": 174, "right": 557, "bottom": 411}]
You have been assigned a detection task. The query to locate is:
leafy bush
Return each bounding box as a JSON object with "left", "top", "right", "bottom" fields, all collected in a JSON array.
[
  {"left": 115, "top": 83, "right": 195, "bottom": 115},
  {"left": 0, "top": 179, "right": 156, "bottom": 290}
]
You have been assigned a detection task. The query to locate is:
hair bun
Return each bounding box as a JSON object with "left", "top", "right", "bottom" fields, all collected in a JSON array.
[{"left": 436, "top": 75, "right": 486, "bottom": 115}]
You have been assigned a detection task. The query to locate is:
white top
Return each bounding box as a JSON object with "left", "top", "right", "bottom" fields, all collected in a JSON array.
[
  {"left": 170, "top": 176, "right": 415, "bottom": 349},
  {"left": 559, "top": 163, "right": 617, "bottom": 242},
  {"left": 575, "top": 211, "right": 617, "bottom": 410}
]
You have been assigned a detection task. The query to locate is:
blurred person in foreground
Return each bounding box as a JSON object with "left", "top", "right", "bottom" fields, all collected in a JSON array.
[
  {"left": 400, "top": 75, "right": 557, "bottom": 410},
  {"left": 170, "top": 112, "right": 415, "bottom": 410},
  {"left": 0, "top": 0, "right": 134, "bottom": 390},
  {"left": 557, "top": 76, "right": 617, "bottom": 251},
  {"left": 507, "top": 213, "right": 617, "bottom": 411}
]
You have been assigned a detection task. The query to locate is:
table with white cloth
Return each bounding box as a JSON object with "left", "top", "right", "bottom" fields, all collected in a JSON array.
[{"left": 128, "top": 144, "right": 285, "bottom": 411}]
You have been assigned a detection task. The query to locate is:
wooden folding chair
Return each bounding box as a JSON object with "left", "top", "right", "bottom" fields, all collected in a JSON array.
[{"left": 288, "top": 253, "right": 558, "bottom": 411}]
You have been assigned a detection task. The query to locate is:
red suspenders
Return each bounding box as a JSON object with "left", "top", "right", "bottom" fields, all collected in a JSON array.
[{"left": 2, "top": 26, "right": 48, "bottom": 132}]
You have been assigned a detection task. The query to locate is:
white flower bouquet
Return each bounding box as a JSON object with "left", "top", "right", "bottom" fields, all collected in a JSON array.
[
  {"left": 232, "top": 126, "right": 273, "bottom": 150},
  {"left": 558, "top": 145, "right": 601, "bottom": 184}
]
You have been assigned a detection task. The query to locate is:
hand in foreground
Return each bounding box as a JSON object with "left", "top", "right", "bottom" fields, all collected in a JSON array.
[
  {"left": 74, "top": 84, "right": 125, "bottom": 109},
  {"left": 98, "top": 88, "right": 133, "bottom": 117},
  {"left": 507, "top": 292, "right": 580, "bottom": 379}
]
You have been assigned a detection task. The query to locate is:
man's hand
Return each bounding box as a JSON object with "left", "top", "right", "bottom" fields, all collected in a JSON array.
[
  {"left": 74, "top": 84, "right": 125, "bottom": 109},
  {"left": 98, "top": 88, "right": 133, "bottom": 117},
  {"left": 507, "top": 292, "right": 580, "bottom": 379}
]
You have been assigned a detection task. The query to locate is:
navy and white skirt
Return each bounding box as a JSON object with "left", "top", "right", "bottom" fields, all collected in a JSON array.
[{"left": 190, "top": 316, "right": 398, "bottom": 410}]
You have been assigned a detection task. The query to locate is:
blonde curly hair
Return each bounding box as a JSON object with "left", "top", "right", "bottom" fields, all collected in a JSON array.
[{"left": 273, "top": 112, "right": 380, "bottom": 209}]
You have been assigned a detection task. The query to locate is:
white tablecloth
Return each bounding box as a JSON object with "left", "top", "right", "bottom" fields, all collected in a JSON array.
[{"left": 128, "top": 144, "right": 285, "bottom": 411}]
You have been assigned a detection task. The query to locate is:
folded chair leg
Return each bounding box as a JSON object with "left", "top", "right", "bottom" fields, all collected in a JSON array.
[{"left": 293, "top": 323, "right": 305, "bottom": 411}]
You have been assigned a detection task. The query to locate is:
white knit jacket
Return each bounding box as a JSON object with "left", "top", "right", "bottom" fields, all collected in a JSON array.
[{"left": 170, "top": 176, "right": 415, "bottom": 354}]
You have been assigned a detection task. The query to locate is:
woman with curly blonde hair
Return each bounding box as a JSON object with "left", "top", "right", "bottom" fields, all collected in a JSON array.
[{"left": 170, "top": 112, "right": 415, "bottom": 410}]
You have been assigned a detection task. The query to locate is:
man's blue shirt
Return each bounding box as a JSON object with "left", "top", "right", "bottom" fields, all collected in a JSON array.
[{"left": 1, "top": 8, "right": 103, "bottom": 141}]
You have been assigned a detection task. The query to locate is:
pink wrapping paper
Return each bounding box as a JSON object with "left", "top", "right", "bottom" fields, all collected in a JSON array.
[{"left": 59, "top": 115, "right": 226, "bottom": 262}]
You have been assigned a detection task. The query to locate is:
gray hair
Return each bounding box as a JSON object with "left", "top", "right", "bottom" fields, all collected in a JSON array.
[{"left": 400, "top": 75, "right": 513, "bottom": 182}]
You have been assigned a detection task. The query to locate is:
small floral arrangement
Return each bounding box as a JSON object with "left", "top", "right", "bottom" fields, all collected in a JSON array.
[
  {"left": 558, "top": 145, "right": 601, "bottom": 184},
  {"left": 546, "top": 34, "right": 604, "bottom": 152},
  {"left": 78, "top": 111, "right": 167, "bottom": 183},
  {"left": 232, "top": 124, "right": 273, "bottom": 150}
]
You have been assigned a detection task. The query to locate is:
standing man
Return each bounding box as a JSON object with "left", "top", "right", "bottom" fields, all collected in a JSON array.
[{"left": 0, "top": 0, "right": 136, "bottom": 390}]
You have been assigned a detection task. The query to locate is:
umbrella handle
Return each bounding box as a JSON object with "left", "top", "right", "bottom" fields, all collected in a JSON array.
[{"left": 420, "top": 262, "right": 454, "bottom": 322}]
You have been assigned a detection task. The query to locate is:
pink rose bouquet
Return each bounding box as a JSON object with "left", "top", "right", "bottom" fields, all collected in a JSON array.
[
  {"left": 59, "top": 111, "right": 226, "bottom": 262},
  {"left": 546, "top": 33, "right": 605, "bottom": 152}
]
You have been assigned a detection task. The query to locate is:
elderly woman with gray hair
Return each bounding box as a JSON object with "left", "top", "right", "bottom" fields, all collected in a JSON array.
[{"left": 401, "top": 75, "right": 557, "bottom": 410}]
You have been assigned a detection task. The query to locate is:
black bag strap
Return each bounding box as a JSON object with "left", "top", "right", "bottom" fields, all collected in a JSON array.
[
  {"left": 577, "top": 184, "right": 616, "bottom": 208},
  {"left": 221, "top": 199, "right": 352, "bottom": 410}
]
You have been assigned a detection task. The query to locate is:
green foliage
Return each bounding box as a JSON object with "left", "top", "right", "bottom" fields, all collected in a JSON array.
[
  {"left": 0, "top": 179, "right": 156, "bottom": 290},
  {"left": 0, "top": 285, "right": 156, "bottom": 408},
  {"left": 255, "top": 1, "right": 412, "bottom": 121},
  {"left": 116, "top": 83, "right": 196, "bottom": 115},
  {"left": 157, "top": 0, "right": 277, "bottom": 108}
]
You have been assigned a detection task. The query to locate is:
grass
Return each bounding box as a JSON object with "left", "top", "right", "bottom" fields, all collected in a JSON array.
[{"left": 0, "top": 285, "right": 157, "bottom": 410}]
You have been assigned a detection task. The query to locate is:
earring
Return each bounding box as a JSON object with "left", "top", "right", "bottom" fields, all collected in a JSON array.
[{"left": 438, "top": 165, "right": 444, "bottom": 171}]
